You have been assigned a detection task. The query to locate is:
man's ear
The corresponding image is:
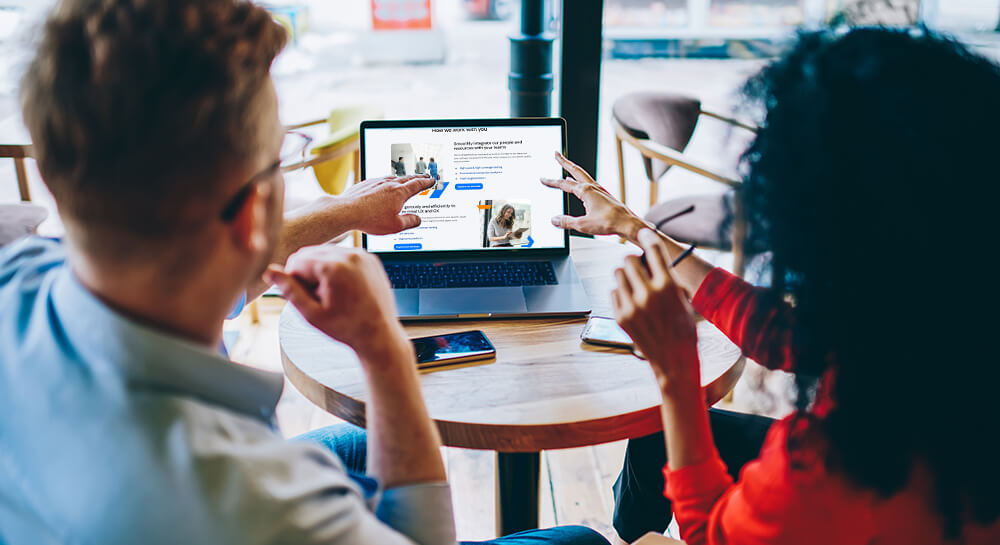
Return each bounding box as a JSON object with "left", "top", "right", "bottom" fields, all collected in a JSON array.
[{"left": 230, "top": 182, "right": 274, "bottom": 254}]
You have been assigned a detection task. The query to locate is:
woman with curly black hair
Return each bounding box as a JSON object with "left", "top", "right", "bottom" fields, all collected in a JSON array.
[{"left": 542, "top": 27, "right": 1000, "bottom": 545}]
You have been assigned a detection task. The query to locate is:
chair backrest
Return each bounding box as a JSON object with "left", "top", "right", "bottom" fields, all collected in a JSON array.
[
  {"left": 310, "top": 105, "right": 383, "bottom": 194},
  {"left": 611, "top": 92, "right": 701, "bottom": 180},
  {"left": 284, "top": 106, "right": 384, "bottom": 195}
]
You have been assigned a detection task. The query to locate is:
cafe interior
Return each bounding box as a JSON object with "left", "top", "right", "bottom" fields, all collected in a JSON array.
[{"left": 2, "top": 1, "right": 998, "bottom": 544}]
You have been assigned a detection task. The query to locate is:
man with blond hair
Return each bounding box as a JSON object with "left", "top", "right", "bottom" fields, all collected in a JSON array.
[{"left": 0, "top": 1, "right": 607, "bottom": 544}]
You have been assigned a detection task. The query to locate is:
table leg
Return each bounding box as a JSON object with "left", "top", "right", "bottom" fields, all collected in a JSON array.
[{"left": 495, "top": 451, "right": 540, "bottom": 536}]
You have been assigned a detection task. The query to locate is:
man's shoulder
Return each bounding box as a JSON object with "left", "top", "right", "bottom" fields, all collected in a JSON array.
[{"left": 0, "top": 236, "right": 66, "bottom": 294}]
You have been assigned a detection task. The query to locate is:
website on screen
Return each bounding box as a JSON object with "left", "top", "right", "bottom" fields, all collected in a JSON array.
[{"left": 363, "top": 124, "right": 565, "bottom": 253}]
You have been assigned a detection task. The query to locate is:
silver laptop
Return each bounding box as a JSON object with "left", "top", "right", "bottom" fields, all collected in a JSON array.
[{"left": 361, "top": 117, "right": 591, "bottom": 320}]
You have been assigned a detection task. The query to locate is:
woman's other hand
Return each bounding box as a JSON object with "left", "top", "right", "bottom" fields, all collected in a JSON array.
[
  {"left": 612, "top": 228, "right": 701, "bottom": 394},
  {"left": 541, "top": 152, "right": 649, "bottom": 242}
]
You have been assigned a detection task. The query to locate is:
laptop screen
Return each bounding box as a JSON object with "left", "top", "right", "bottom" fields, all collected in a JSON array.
[{"left": 361, "top": 119, "right": 567, "bottom": 254}]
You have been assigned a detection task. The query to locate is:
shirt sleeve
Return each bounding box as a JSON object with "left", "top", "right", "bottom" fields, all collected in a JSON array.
[
  {"left": 377, "top": 483, "right": 457, "bottom": 545},
  {"left": 690, "top": 268, "right": 795, "bottom": 372},
  {"left": 186, "top": 415, "right": 458, "bottom": 545}
]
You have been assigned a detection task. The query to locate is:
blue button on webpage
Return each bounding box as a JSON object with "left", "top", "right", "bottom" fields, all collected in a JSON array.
[
  {"left": 455, "top": 183, "right": 484, "bottom": 190},
  {"left": 394, "top": 243, "right": 423, "bottom": 251}
]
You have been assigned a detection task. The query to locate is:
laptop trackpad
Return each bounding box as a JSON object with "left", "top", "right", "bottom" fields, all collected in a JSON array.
[{"left": 420, "top": 287, "right": 527, "bottom": 315}]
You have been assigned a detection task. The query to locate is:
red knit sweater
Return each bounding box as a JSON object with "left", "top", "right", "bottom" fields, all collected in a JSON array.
[{"left": 665, "top": 268, "right": 1000, "bottom": 545}]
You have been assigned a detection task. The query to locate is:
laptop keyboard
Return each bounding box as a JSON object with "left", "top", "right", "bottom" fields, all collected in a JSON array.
[{"left": 384, "top": 261, "right": 558, "bottom": 289}]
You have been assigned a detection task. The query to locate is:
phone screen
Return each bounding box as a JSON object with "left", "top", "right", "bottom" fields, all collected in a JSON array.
[
  {"left": 412, "top": 330, "right": 495, "bottom": 364},
  {"left": 582, "top": 316, "right": 634, "bottom": 347}
]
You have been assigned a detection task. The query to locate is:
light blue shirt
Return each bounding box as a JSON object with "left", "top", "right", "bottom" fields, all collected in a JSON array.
[{"left": 0, "top": 237, "right": 457, "bottom": 545}]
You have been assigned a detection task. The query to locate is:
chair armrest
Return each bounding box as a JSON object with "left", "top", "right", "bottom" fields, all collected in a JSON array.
[
  {"left": 634, "top": 532, "right": 687, "bottom": 545},
  {"left": 284, "top": 118, "right": 328, "bottom": 131},
  {"left": 615, "top": 121, "right": 741, "bottom": 188},
  {"left": 281, "top": 136, "right": 360, "bottom": 173},
  {"left": 699, "top": 109, "right": 759, "bottom": 133},
  {"left": 0, "top": 144, "right": 33, "bottom": 158}
]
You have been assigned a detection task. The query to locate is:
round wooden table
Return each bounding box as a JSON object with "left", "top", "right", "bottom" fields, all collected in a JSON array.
[{"left": 279, "top": 236, "right": 744, "bottom": 535}]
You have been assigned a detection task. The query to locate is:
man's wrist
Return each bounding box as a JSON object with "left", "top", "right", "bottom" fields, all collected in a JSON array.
[
  {"left": 354, "top": 323, "right": 415, "bottom": 368},
  {"left": 284, "top": 195, "right": 356, "bottom": 241},
  {"left": 322, "top": 194, "right": 362, "bottom": 233}
]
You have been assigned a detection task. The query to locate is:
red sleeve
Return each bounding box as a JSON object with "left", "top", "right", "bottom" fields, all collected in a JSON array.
[
  {"left": 665, "top": 419, "right": 872, "bottom": 545},
  {"left": 691, "top": 268, "right": 795, "bottom": 372},
  {"left": 663, "top": 454, "right": 733, "bottom": 545}
]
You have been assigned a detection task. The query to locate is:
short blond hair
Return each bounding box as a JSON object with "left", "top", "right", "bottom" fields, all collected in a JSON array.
[{"left": 21, "top": 0, "right": 287, "bottom": 254}]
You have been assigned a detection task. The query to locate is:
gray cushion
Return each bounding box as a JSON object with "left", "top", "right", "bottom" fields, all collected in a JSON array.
[
  {"left": 645, "top": 193, "right": 765, "bottom": 255},
  {"left": 613, "top": 92, "right": 701, "bottom": 181},
  {"left": 0, "top": 203, "right": 48, "bottom": 246},
  {"left": 645, "top": 194, "right": 732, "bottom": 250}
]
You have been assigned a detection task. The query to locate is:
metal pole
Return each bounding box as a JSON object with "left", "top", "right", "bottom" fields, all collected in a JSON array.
[
  {"left": 559, "top": 0, "right": 604, "bottom": 221},
  {"left": 509, "top": 0, "right": 555, "bottom": 117},
  {"left": 495, "top": 452, "right": 541, "bottom": 535}
]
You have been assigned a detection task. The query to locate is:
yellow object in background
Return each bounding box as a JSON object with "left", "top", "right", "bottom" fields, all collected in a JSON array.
[{"left": 310, "top": 105, "right": 383, "bottom": 195}]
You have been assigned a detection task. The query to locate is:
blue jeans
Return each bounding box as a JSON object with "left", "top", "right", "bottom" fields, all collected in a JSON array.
[{"left": 295, "top": 424, "right": 609, "bottom": 545}]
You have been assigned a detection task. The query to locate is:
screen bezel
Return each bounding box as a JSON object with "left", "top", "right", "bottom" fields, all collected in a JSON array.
[{"left": 360, "top": 117, "right": 570, "bottom": 260}]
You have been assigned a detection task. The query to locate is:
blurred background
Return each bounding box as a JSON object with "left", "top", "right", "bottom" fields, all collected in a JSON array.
[{"left": 4, "top": 0, "right": 1000, "bottom": 225}]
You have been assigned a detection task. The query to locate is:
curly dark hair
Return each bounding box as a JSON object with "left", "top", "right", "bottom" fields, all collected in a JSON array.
[
  {"left": 21, "top": 0, "right": 287, "bottom": 258},
  {"left": 740, "top": 27, "right": 1000, "bottom": 538}
]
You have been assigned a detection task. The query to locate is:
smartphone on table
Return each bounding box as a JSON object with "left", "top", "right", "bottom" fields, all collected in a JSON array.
[
  {"left": 411, "top": 330, "right": 496, "bottom": 370},
  {"left": 580, "top": 316, "right": 634, "bottom": 349}
]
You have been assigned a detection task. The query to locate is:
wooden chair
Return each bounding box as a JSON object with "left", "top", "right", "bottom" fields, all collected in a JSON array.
[
  {"left": 612, "top": 92, "right": 758, "bottom": 277},
  {"left": 0, "top": 144, "right": 48, "bottom": 247},
  {"left": 1, "top": 144, "right": 34, "bottom": 201},
  {"left": 282, "top": 119, "right": 361, "bottom": 193},
  {"left": 634, "top": 532, "right": 686, "bottom": 545},
  {"left": 283, "top": 106, "right": 383, "bottom": 248}
]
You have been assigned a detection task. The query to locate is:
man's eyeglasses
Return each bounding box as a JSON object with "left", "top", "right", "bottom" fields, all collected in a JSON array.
[{"left": 219, "top": 130, "right": 313, "bottom": 222}]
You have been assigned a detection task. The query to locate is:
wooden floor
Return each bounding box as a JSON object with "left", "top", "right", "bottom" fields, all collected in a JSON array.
[{"left": 227, "top": 296, "right": 791, "bottom": 543}]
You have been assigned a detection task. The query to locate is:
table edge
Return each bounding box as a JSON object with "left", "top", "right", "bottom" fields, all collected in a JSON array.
[{"left": 281, "top": 337, "right": 746, "bottom": 451}]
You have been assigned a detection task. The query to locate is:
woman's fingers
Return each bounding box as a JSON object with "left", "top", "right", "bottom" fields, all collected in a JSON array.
[
  {"left": 637, "top": 228, "right": 671, "bottom": 281},
  {"left": 550, "top": 214, "right": 584, "bottom": 231},
  {"left": 555, "top": 152, "right": 595, "bottom": 183},
  {"left": 611, "top": 287, "right": 636, "bottom": 326},
  {"left": 614, "top": 266, "right": 633, "bottom": 298},
  {"left": 611, "top": 288, "right": 623, "bottom": 316},
  {"left": 540, "top": 177, "right": 584, "bottom": 198},
  {"left": 623, "top": 255, "right": 650, "bottom": 299}
]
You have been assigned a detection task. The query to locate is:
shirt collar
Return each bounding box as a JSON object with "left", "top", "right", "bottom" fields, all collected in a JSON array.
[{"left": 50, "top": 266, "right": 283, "bottom": 422}]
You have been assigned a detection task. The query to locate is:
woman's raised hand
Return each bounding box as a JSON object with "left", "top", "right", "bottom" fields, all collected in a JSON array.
[
  {"left": 612, "top": 228, "right": 701, "bottom": 393},
  {"left": 540, "top": 152, "right": 649, "bottom": 242}
]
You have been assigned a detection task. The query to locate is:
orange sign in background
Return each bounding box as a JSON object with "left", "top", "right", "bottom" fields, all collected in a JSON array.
[{"left": 371, "top": 0, "right": 433, "bottom": 30}]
